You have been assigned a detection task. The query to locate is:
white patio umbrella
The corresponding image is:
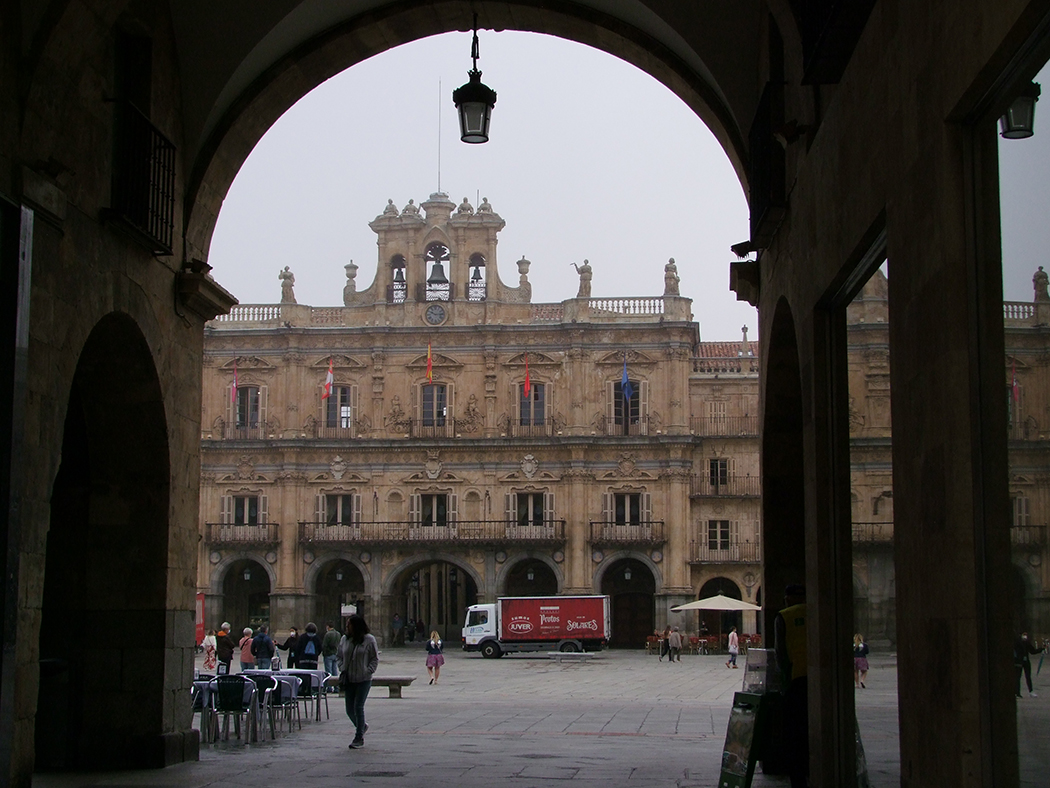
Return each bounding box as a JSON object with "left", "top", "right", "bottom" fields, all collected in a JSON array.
[{"left": 670, "top": 594, "right": 761, "bottom": 651}]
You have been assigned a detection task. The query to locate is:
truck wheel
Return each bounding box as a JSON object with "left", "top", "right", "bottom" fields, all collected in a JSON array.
[
  {"left": 559, "top": 641, "right": 580, "bottom": 653},
  {"left": 481, "top": 642, "right": 501, "bottom": 659}
]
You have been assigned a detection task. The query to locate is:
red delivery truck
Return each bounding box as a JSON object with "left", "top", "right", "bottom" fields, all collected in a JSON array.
[{"left": 462, "top": 595, "right": 611, "bottom": 658}]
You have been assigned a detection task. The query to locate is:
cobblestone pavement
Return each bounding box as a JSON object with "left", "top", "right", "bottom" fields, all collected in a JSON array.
[{"left": 30, "top": 647, "right": 1048, "bottom": 787}]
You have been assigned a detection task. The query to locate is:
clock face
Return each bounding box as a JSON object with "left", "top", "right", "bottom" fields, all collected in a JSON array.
[{"left": 425, "top": 304, "right": 446, "bottom": 325}]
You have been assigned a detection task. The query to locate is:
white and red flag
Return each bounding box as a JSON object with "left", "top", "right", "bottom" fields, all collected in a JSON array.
[
  {"left": 231, "top": 358, "right": 238, "bottom": 402},
  {"left": 322, "top": 357, "right": 334, "bottom": 399}
]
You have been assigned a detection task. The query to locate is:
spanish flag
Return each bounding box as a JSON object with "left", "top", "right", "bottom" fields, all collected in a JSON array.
[
  {"left": 426, "top": 342, "right": 433, "bottom": 382},
  {"left": 524, "top": 352, "right": 531, "bottom": 397},
  {"left": 321, "top": 356, "right": 334, "bottom": 399}
]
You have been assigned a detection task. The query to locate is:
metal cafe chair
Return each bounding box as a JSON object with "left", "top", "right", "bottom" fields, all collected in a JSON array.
[
  {"left": 291, "top": 671, "right": 329, "bottom": 721},
  {"left": 211, "top": 675, "right": 257, "bottom": 742},
  {"left": 270, "top": 675, "right": 302, "bottom": 733},
  {"left": 246, "top": 674, "right": 278, "bottom": 741}
]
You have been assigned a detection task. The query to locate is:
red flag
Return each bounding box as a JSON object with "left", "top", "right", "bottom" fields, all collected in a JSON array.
[
  {"left": 231, "top": 357, "right": 238, "bottom": 402},
  {"left": 1012, "top": 361, "right": 1020, "bottom": 404},
  {"left": 524, "top": 352, "right": 531, "bottom": 397},
  {"left": 321, "top": 357, "right": 334, "bottom": 399},
  {"left": 426, "top": 342, "right": 433, "bottom": 382}
]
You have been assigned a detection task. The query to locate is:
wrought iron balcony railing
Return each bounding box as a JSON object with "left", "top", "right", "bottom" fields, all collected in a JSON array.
[
  {"left": 108, "top": 100, "right": 176, "bottom": 254},
  {"left": 851, "top": 522, "right": 893, "bottom": 544},
  {"left": 384, "top": 418, "right": 459, "bottom": 438},
  {"left": 689, "top": 415, "right": 759, "bottom": 437},
  {"left": 593, "top": 414, "right": 653, "bottom": 437},
  {"left": 1011, "top": 524, "right": 1048, "bottom": 548},
  {"left": 205, "top": 523, "right": 280, "bottom": 546},
  {"left": 690, "top": 540, "right": 761, "bottom": 564},
  {"left": 496, "top": 415, "right": 567, "bottom": 438},
  {"left": 299, "top": 519, "right": 566, "bottom": 546},
  {"left": 588, "top": 521, "right": 665, "bottom": 546},
  {"left": 691, "top": 475, "right": 761, "bottom": 497}
]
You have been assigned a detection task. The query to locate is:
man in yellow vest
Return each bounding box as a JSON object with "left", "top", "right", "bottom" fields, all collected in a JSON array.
[{"left": 774, "top": 584, "right": 807, "bottom": 788}]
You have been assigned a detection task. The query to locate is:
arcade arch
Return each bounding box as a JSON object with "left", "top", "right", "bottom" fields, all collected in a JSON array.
[
  {"left": 502, "top": 555, "right": 561, "bottom": 597},
  {"left": 597, "top": 554, "right": 659, "bottom": 648},
  {"left": 385, "top": 556, "right": 481, "bottom": 642}
]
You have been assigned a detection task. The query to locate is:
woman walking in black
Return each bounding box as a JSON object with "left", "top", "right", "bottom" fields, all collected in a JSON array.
[{"left": 337, "top": 614, "right": 379, "bottom": 749}]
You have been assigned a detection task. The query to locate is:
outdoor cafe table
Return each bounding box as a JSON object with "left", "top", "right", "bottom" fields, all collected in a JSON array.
[{"left": 192, "top": 678, "right": 257, "bottom": 742}]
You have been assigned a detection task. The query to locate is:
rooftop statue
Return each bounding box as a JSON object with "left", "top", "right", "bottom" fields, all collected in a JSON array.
[
  {"left": 1035, "top": 265, "right": 1049, "bottom": 302},
  {"left": 457, "top": 197, "right": 474, "bottom": 215},
  {"left": 401, "top": 199, "right": 420, "bottom": 216},
  {"left": 664, "top": 257, "right": 680, "bottom": 296},
  {"left": 279, "top": 266, "right": 296, "bottom": 304},
  {"left": 478, "top": 197, "right": 493, "bottom": 213},
  {"left": 383, "top": 199, "right": 399, "bottom": 217},
  {"left": 572, "top": 259, "right": 592, "bottom": 299}
]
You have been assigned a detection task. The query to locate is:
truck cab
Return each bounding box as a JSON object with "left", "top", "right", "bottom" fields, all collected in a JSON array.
[{"left": 463, "top": 603, "right": 499, "bottom": 656}]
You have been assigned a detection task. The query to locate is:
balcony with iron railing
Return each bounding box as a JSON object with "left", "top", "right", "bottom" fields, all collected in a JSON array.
[
  {"left": 205, "top": 523, "right": 281, "bottom": 547},
  {"left": 298, "top": 519, "right": 566, "bottom": 547},
  {"left": 691, "top": 475, "right": 761, "bottom": 498},
  {"left": 588, "top": 521, "right": 665, "bottom": 547},
  {"left": 689, "top": 415, "right": 759, "bottom": 437},
  {"left": 1012, "top": 524, "right": 1048, "bottom": 548},
  {"left": 690, "top": 540, "right": 761, "bottom": 564},
  {"left": 496, "top": 416, "right": 567, "bottom": 438},
  {"left": 593, "top": 414, "right": 653, "bottom": 437},
  {"left": 851, "top": 522, "right": 894, "bottom": 545}
]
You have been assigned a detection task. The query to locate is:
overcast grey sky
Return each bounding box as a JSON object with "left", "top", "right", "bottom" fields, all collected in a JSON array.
[{"left": 209, "top": 31, "right": 1043, "bottom": 340}]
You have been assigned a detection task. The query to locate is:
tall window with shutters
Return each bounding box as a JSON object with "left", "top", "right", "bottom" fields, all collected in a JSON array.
[
  {"left": 220, "top": 493, "right": 268, "bottom": 526},
  {"left": 324, "top": 385, "right": 356, "bottom": 433},
  {"left": 422, "top": 384, "right": 448, "bottom": 427},
  {"left": 227, "top": 383, "right": 267, "bottom": 438},
  {"left": 410, "top": 492, "right": 457, "bottom": 534},
  {"left": 609, "top": 379, "right": 647, "bottom": 435},
  {"left": 1014, "top": 495, "right": 1031, "bottom": 527},
  {"left": 519, "top": 383, "right": 546, "bottom": 427},
  {"left": 709, "top": 458, "right": 730, "bottom": 491},
  {"left": 601, "top": 491, "right": 653, "bottom": 540},
  {"left": 506, "top": 491, "right": 556, "bottom": 537}
]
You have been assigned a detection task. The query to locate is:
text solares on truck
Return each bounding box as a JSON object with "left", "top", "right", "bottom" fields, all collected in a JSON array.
[{"left": 462, "top": 596, "right": 612, "bottom": 657}]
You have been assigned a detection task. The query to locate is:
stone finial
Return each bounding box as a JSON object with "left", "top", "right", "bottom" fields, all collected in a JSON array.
[
  {"left": 279, "top": 265, "right": 296, "bottom": 304},
  {"left": 1035, "top": 265, "right": 1049, "bottom": 302},
  {"left": 343, "top": 260, "right": 358, "bottom": 305},
  {"left": 664, "top": 257, "right": 680, "bottom": 296}
]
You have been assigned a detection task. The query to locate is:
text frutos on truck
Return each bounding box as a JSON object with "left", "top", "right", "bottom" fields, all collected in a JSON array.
[{"left": 462, "top": 595, "right": 612, "bottom": 658}]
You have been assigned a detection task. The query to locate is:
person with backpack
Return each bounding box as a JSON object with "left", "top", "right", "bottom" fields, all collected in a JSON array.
[
  {"left": 296, "top": 622, "right": 324, "bottom": 669},
  {"left": 250, "top": 625, "right": 276, "bottom": 670}
]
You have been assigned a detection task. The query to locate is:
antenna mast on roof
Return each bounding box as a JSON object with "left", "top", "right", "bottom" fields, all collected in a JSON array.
[{"left": 437, "top": 79, "right": 442, "bottom": 193}]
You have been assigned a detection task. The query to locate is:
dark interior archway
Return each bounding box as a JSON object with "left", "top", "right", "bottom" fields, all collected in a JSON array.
[
  {"left": 37, "top": 314, "right": 169, "bottom": 770},
  {"left": 393, "top": 560, "right": 478, "bottom": 643},
  {"left": 221, "top": 559, "right": 272, "bottom": 633},
  {"left": 761, "top": 299, "right": 806, "bottom": 634},
  {"left": 698, "top": 577, "right": 744, "bottom": 640},
  {"left": 601, "top": 558, "right": 655, "bottom": 648},
  {"left": 504, "top": 559, "right": 559, "bottom": 596},
  {"left": 315, "top": 559, "right": 366, "bottom": 627}
]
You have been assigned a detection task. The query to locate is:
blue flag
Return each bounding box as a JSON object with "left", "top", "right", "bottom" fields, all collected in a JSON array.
[{"left": 621, "top": 354, "right": 634, "bottom": 403}]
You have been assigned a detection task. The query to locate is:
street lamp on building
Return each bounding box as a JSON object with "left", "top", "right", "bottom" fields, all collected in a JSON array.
[
  {"left": 452, "top": 14, "right": 497, "bottom": 143},
  {"left": 1001, "top": 82, "right": 1041, "bottom": 139},
  {"left": 243, "top": 567, "right": 251, "bottom": 581}
]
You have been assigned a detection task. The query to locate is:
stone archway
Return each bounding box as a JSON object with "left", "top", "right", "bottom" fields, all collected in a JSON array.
[
  {"left": 600, "top": 557, "right": 656, "bottom": 648},
  {"left": 503, "top": 556, "right": 561, "bottom": 596},
  {"left": 697, "top": 577, "right": 744, "bottom": 643},
  {"left": 387, "top": 558, "right": 480, "bottom": 644},
  {"left": 37, "top": 314, "right": 169, "bottom": 770},
  {"left": 312, "top": 558, "right": 367, "bottom": 627},
  {"left": 220, "top": 558, "right": 272, "bottom": 633},
  {"left": 761, "top": 298, "right": 806, "bottom": 635}
]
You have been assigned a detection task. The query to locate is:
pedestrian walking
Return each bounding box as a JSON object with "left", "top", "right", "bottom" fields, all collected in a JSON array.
[
  {"left": 853, "top": 633, "right": 870, "bottom": 688},
  {"left": 659, "top": 625, "right": 671, "bottom": 661},
  {"left": 201, "top": 629, "right": 217, "bottom": 672},
  {"left": 426, "top": 631, "right": 445, "bottom": 684},
  {"left": 238, "top": 627, "right": 255, "bottom": 672},
  {"left": 668, "top": 627, "right": 682, "bottom": 663},
  {"left": 338, "top": 614, "right": 379, "bottom": 749},
  {"left": 216, "top": 623, "right": 236, "bottom": 674},
  {"left": 322, "top": 621, "right": 341, "bottom": 678},
  {"left": 296, "top": 622, "right": 324, "bottom": 669},
  {"left": 726, "top": 626, "right": 739, "bottom": 668},
  {"left": 251, "top": 624, "right": 275, "bottom": 670},
  {"left": 1014, "top": 631, "right": 1044, "bottom": 698}
]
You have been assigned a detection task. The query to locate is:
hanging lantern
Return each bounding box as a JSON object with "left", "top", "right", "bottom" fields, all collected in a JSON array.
[
  {"left": 1000, "top": 82, "right": 1041, "bottom": 139},
  {"left": 452, "top": 14, "right": 497, "bottom": 144}
]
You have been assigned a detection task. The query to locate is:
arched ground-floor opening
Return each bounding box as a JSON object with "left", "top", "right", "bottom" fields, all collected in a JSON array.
[
  {"left": 221, "top": 558, "right": 272, "bottom": 632},
  {"left": 697, "top": 578, "right": 744, "bottom": 646},
  {"left": 313, "top": 558, "right": 367, "bottom": 628},
  {"left": 600, "top": 557, "right": 655, "bottom": 648},
  {"left": 36, "top": 314, "right": 170, "bottom": 770},
  {"left": 391, "top": 559, "right": 479, "bottom": 644},
  {"left": 504, "top": 558, "right": 559, "bottom": 597}
]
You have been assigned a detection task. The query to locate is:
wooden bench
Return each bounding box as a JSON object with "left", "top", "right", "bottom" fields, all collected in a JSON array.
[
  {"left": 369, "top": 675, "right": 417, "bottom": 698},
  {"left": 546, "top": 651, "right": 595, "bottom": 664}
]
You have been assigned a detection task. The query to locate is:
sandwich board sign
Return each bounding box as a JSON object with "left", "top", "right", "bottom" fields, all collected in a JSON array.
[{"left": 718, "top": 692, "right": 767, "bottom": 788}]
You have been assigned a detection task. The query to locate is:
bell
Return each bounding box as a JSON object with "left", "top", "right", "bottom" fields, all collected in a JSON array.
[
  {"left": 427, "top": 261, "right": 449, "bottom": 286},
  {"left": 471, "top": 264, "right": 483, "bottom": 282},
  {"left": 393, "top": 267, "right": 405, "bottom": 284}
]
